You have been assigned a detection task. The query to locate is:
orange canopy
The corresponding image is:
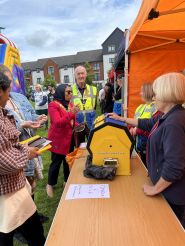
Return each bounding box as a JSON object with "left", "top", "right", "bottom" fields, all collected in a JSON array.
[{"left": 127, "top": 0, "right": 185, "bottom": 117}]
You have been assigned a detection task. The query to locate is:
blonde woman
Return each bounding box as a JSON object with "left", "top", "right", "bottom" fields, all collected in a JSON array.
[
  {"left": 130, "top": 83, "right": 157, "bottom": 165},
  {"left": 108, "top": 73, "right": 185, "bottom": 227}
]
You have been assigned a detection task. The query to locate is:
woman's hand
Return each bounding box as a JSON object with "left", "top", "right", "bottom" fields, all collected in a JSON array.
[
  {"left": 143, "top": 178, "right": 172, "bottom": 196},
  {"left": 37, "top": 114, "right": 48, "bottom": 124},
  {"left": 21, "top": 121, "right": 41, "bottom": 129},
  {"left": 143, "top": 184, "right": 158, "bottom": 196},
  {"left": 107, "top": 112, "right": 126, "bottom": 122},
  {"left": 130, "top": 127, "right": 137, "bottom": 136},
  {"left": 71, "top": 105, "right": 80, "bottom": 114},
  {"left": 28, "top": 146, "right": 39, "bottom": 160}
]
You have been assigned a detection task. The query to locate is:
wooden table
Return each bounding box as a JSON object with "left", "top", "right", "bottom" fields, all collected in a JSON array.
[{"left": 45, "top": 153, "right": 185, "bottom": 246}]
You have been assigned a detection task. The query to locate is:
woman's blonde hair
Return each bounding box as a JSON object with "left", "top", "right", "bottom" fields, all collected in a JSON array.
[
  {"left": 34, "top": 84, "right": 42, "bottom": 90},
  {"left": 141, "top": 83, "right": 154, "bottom": 102},
  {"left": 153, "top": 73, "right": 185, "bottom": 104}
]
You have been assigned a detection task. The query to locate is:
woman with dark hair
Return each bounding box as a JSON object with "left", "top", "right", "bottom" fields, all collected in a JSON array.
[
  {"left": 0, "top": 72, "right": 45, "bottom": 245},
  {"left": 114, "top": 75, "right": 123, "bottom": 101},
  {"left": 102, "top": 82, "right": 114, "bottom": 113},
  {"left": 46, "top": 84, "right": 80, "bottom": 197}
]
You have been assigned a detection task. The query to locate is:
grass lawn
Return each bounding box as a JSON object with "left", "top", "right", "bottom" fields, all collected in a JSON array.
[{"left": 14, "top": 102, "right": 102, "bottom": 245}]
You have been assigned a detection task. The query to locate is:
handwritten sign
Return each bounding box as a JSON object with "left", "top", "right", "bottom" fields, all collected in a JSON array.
[{"left": 65, "top": 184, "right": 110, "bottom": 200}]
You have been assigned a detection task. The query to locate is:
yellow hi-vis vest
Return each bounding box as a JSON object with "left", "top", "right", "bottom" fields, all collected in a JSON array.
[
  {"left": 71, "top": 84, "right": 97, "bottom": 111},
  {"left": 135, "top": 102, "right": 156, "bottom": 119},
  {"left": 134, "top": 102, "right": 156, "bottom": 152}
]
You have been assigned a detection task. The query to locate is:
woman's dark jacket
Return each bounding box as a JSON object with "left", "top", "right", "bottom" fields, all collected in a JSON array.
[{"left": 138, "top": 105, "right": 185, "bottom": 205}]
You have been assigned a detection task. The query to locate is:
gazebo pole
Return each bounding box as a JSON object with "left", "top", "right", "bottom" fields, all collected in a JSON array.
[{"left": 123, "top": 29, "right": 129, "bottom": 117}]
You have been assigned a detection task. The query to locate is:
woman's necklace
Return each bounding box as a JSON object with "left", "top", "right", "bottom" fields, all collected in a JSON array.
[{"left": 54, "top": 100, "right": 72, "bottom": 112}]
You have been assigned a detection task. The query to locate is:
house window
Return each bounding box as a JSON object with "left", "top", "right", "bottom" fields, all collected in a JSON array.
[
  {"left": 64, "top": 75, "right": 69, "bottom": 83},
  {"left": 36, "top": 68, "right": 40, "bottom": 73},
  {"left": 48, "top": 66, "right": 54, "bottom": 75},
  {"left": 93, "top": 63, "right": 100, "bottom": 70},
  {"left": 37, "top": 78, "right": 41, "bottom": 83},
  {"left": 94, "top": 73, "right": 100, "bottom": 81},
  {"left": 64, "top": 65, "right": 68, "bottom": 70},
  {"left": 108, "top": 45, "right": 115, "bottom": 52},
  {"left": 109, "top": 58, "right": 115, "bottom": 64}
]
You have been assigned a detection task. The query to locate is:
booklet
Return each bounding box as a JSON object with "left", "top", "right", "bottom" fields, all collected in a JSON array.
[{"left": 20, "top": 135, "right": 52, "bottom": 154}]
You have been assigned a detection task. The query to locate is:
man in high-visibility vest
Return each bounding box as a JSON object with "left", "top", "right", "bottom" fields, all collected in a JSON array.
[{"left": 72, "top": 66, "right": 97, "bottom": 144}]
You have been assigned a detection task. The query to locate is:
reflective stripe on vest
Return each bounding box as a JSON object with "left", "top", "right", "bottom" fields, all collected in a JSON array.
[
  {"left": 72, "top": 84, "right": 97, "bottom": 111},
  {"left": 135, "top": 103, "right": 156, "bottom": 119},
  {"left": 135, "top": 102, "right": 156, "bottom": 151}
]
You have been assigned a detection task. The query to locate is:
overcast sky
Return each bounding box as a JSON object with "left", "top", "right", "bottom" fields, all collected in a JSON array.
[{"left": 0, "top": 0, "right": 142, "bottom": 62}]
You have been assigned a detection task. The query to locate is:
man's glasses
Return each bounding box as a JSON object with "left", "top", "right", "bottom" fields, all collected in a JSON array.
[{"left": 65, "top": 90, "right": 72, "bottom": 95}]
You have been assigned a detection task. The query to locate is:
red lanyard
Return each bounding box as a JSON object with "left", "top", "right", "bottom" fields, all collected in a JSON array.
[
  {"left": 146, "top": 120, "right": 159, "bottom": 164},
  {"left": 148, "top": 120, "right": 159, "bottom": 138}
]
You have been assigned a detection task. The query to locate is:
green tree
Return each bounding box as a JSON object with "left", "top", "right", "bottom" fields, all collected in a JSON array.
[
  {"left": 24, "top": 77, "right": 31, "bottom": 95},
  {"left": 43, "top": 74, "right": 57, "bottom": 89},
  {"left": 84, "top": 62, "right": 94, "bottom": 85}
]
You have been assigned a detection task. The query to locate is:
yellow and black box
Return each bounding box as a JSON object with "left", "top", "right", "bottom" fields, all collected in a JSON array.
[{"left": 87, "top": 115, "right": 134, "bottom": 175}]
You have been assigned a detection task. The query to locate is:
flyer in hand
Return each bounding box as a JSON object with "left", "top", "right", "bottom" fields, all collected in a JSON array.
[{"left": 20, "top": 135, "right": 52, "bottom": 154}]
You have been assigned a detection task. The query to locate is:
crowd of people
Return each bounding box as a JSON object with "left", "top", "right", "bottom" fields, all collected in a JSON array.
[
  {"left": 0, "top": 64, "right": 98, "bottom": 245},
  {"left": 99, "top": 75, "right": 124, "bottom": 115},
  {"left": 0, "top": 62, "right": 185, "bottom": 245}
]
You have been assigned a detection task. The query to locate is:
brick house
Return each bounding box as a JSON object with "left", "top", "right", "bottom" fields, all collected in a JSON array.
[{"left": 22, "top": 28, "right": 124, "bottom": 86}]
